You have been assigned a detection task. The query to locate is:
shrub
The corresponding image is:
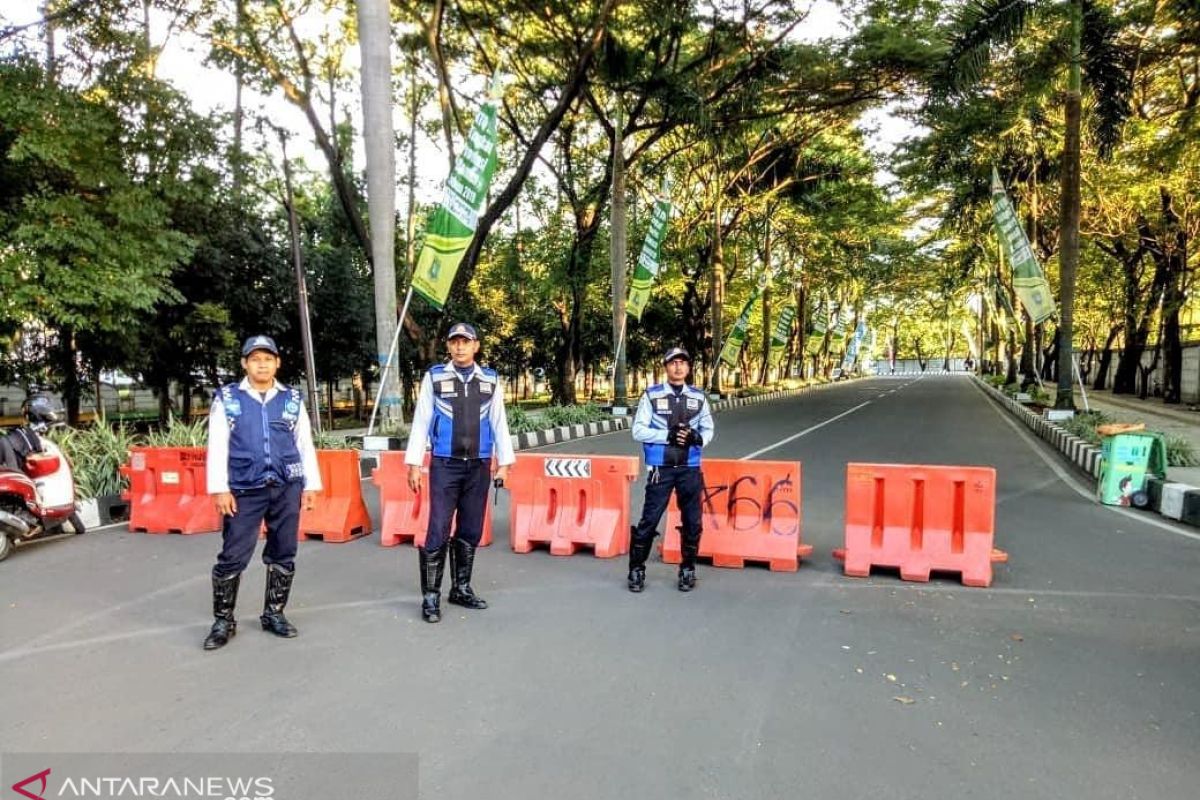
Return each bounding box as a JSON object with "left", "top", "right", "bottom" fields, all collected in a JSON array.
[
  {"left": 1059, "top": 411, "right": 1111, "bottom": 445},
  {"left": 1165, "top": 436, "right": 1200, "bottom": 468},
  {"left": 543, "top": 403, "right": 605, "bottom": 427},
  {"left": 49, "top": 424, "right": 139, "bottom": 500},
  {"left": 505, "top": 406, "right": 542, "bottom": 434},
  {"left": 144, "top": 414, "right": 208, "bottom": 447}
]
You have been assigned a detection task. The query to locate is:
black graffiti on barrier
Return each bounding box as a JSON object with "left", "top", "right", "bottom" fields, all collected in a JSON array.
[{"left": 699, "top": 475, "right": 799, "bottom": 537}]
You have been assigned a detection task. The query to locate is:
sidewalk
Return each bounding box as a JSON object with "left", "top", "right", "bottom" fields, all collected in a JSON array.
[{"left": 1063, "top": 386, "right": 1200, "bottom": 484}]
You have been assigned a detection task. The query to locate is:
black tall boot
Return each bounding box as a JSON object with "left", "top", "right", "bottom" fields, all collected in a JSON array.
[
  {"left": 203, "top": 573, "right": 240, "bottom": 651},
  {"left": 260, "top": 564, "right": 298, "bottom": 637},
  {"left": 627, "top": 526, "right": 652, "bottom": 593},
  {"left": 678, "top": 534, "right": 700, "bottom": 592},
  {"left": 448, "top": 538, "right": 488, "bottom": 610},
  {"left": 419, "top": 544, "right": 447, "bottom": 623}
]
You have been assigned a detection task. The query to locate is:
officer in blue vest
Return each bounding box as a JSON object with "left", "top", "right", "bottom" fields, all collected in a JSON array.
[
  {"left": 202, "top": 335, "right": 322, "bottom": 651},
  {"left": 405, "top": 322, "right": 515, "bottom": 623},
  {"left": 628, "top": 347, "right": 714, "bottom": 592}
]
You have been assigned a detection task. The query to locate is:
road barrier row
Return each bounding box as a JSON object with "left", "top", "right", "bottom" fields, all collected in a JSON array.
[{"left": 121, "top": 447, "right": 1008, "bottom": 586}]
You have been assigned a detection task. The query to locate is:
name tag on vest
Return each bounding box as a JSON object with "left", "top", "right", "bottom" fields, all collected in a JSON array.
[
  {"left": 480, "top": 382, "right": 493, "bottom": 394},
  {"left": 439, "top": 380, "right": 457, "bottom": 396},
  {"left": 686, "top": 398, "right": 699, "bottom": 410},
  {"left": 655, "top": 398, "right": 670, "bottom": 412}
]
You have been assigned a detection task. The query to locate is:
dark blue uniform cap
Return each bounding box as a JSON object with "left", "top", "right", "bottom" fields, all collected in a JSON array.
[
  {"left": 446, "top": 322, "right": 478, "bottom": 341},
  {"left": 663, "top": 347, "right": 691, "bottom": 364},
  {"left": 242, "top": 335, "right": 279, "bottom": 357}
]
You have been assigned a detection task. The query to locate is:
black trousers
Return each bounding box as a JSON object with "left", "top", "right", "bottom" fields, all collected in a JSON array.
[
  {"left": 424, "top": 457, "right": 490, "bottom": 550},
  {"left": 213, "top": 482, "right": 302, "bottom": 578},
  {"left": 632, "top": 466, "right": 703, "bottom": 547}
]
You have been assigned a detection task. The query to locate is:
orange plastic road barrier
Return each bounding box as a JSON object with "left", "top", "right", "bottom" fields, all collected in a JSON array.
[
  {"left": 661, "top": 458, "right": 811, "bottom": 571},
  {"left": 509, "top": 453, "right": 640, "bottom": 557},
  {"left": 121, "top": 447, "right": 220, "bottom": 534},
  {"left": 371, "top": 451, "right": 493, "bottom": 547},
  {"left": 297, "top": 449, "right": 372, "bottom": 543},
  {"left": 833, "top": 463, "right": 1007, "bottom": 587}
]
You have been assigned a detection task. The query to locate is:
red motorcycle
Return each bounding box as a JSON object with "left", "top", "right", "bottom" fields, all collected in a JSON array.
[{"left": 0, "top": 395, "right": 84, "bottom": 562}]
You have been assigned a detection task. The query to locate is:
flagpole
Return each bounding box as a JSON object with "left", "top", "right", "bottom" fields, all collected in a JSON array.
[{"left": 368, "top": 285, "right": 414, "bottom": 436}]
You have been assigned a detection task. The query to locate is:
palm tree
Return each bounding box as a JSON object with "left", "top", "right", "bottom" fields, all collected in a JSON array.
[{"left": 935, "top": 0, "right": 1132, "bottom": 409}]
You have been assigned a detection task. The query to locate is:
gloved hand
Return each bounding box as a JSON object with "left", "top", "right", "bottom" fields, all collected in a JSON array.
[
  {"left": 671, "top": 423, "right": 692, "bottom": 446},
  {"left": 686, "top": 428, "right": 703, "bottom": 447}
]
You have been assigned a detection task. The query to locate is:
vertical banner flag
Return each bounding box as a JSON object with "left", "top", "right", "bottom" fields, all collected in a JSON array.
[
  {"left": 990, "top": 167, "right": 1055, "bottom": 324},
  {"left": 411, "top": 77, "right": 502, "bottom": 309},
  {"left": 768, "top": 305, "right": 796, "bottom": 366},
  {"left": 828, "top": 309, "right": 846, "bottom": 350},
  {"left": 719, "top": 286, "right": 763, "bottom": 367},
  {"left": 719, "top": 271, "right": 772, "bottom": 368},
  {"left": 626, "top": 178, "right": 673, "bottom": 320},
  {"left": 842, "top": 321, "right": 867, "bottom": 368},
  {"left": 805, "top": 301, "right": 829, "bottom": 355}
]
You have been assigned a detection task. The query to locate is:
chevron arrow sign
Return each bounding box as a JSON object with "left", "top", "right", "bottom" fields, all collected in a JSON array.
[{"left": 544, "top": 458, "right": 592, "bottom": 478}]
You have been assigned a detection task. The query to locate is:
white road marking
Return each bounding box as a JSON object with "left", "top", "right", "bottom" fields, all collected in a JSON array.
[
  {"left": 739, "top": 401, "right": 872, "bottom": 460},
  {"left": 972, "top": 380, "right": 1200, "bottom": 543}
]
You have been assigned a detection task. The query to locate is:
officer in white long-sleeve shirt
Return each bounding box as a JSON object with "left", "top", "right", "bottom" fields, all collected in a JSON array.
[
  {"left": 202, "top": 335, "right": 322, "bottom": 651},
  {"left": 405, "top": 322, "right": 515, "bottom": 623}
]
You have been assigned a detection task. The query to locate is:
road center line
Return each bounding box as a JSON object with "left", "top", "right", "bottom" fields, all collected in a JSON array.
[{"left": 739, "top": 401, "right": 872, "bottom": 460}]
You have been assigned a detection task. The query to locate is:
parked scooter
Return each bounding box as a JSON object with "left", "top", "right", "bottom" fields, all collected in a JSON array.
[{"left": 0, "top": 394, "right": 84, "bottom": 561}]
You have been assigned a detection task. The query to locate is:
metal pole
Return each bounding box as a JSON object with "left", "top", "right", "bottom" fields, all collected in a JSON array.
[
  {"left": 279, "top": 136, "right": 321, "bottom": 432},
  {"left": 367, "top": 285, "right": 413, "bottom": 436}
]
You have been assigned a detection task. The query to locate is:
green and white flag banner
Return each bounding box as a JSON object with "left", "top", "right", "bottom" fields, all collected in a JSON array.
[
  {"left": 842, "top": 321, "right": 867, "bottom": 368},
  {"left": 626, "top": 177, "right": 673, "bottom": 320},
  {"left": 719, "top": 287, "right": 761, "bottom": 368},
  {"left": 768, "top": 305, "right": 796, "bottom": 366},
  {"left": 990, "top": 167, "right": 1055, "bottom": 324},
  {"left": 411, "top": 76, "right": 502, "bottom": 309},
  {"left": 804, "top": 302, "right": 829, "bottom": 355}
]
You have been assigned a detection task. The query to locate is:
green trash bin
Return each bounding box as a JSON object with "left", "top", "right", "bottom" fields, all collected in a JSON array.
[{"left": 1097, "top": 430, "right": 1167, "bottom": 507}]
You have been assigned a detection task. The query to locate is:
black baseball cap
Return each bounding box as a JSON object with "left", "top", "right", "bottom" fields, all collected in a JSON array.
[
  {"left": 446, "top": 322, "right": 479, "bottom": 341},
  {"left": 242, "top": 335, "right": 279, "bottom": 357},
  {"left": 663, "top": 347, "right": 691, "bottom": 364}
]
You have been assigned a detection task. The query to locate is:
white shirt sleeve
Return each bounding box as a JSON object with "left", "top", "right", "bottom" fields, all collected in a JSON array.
[
  {"left": 695, "top": 394, "right": 715, "bottom": 447},
  {"left": 293, "top": 404, "right": 322, "bottom": 492},
  {"left": 631, "top": 391, "right": 669, "bottom": 444},
  {"left": 405, "top": 372, "right": 434, "bottom": 467},
  {"left": 490, "top": 379, "right": 516, "bottom": 466},
  {"left": 206, "top": 397, "right": 231, "bottom": 494}
]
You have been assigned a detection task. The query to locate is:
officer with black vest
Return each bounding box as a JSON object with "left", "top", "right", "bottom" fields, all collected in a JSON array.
[
  {"left": 628, "top": 347, "right": 714, "bottom": 592},
  {"left": 405, "top": 322, "right": 515, "bottom": 623},
  {"left": 203, "top": 335, "right": 321, "bottom": 651}
]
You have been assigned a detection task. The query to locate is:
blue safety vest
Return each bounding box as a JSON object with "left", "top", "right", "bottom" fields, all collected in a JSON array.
[
  {"left": 218, "top": 383, "right": 304, "bottom": 491},
  {"left": 426, "top": 363, "right": 499, "bottom": 459},
  {"left": 640, "top": 383, "right": 708, "bottom": 468}
]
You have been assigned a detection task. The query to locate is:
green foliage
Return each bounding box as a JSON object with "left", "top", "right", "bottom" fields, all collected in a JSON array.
[
  {"left": 48, "top": 424, "right": 139, "bottom": 501},
  {"left": 542, "top": 404, "right": 606, "bottom": 427},
  {"left": 1060, "top": 411, "right": 1112, "bottom": 445},
  {"left": 505, "top": 406, "right": 542, "bottom": 435},
  {"left": 143, "top": 416, "right": 208, "bottom": 448},
  {"left": 1165, "top": 437, "right": 1200, "bottom": 469}
]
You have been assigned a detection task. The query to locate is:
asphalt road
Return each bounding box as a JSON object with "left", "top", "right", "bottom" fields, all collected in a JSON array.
[{"left": 2, "top": 376, "right": 1197, "bottom": 799}]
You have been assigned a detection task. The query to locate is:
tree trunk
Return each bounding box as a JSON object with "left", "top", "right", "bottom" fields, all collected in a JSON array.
[
  {"left": 356, "top": 0, "right": 401, "bottom": 425},
  {"left": 708, "top": 205, "right": 726, "bottom": 394},
  {"left": 1054, "top": 1, "right": 1083, "bottom": 409},
  {"left": 1159, "top": 188, "right": 1188, "bottom": 404},
  {"left": 1020, "top": 310, "right": 1035, "bottom": 387},
  {"left": 1093, "top": 325, "right": 1121, "bottom": 390}
]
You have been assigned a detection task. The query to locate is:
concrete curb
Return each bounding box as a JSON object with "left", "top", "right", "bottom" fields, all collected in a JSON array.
[{"left": 973, "top": 376, "right": 1200, "bottom": 527}]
